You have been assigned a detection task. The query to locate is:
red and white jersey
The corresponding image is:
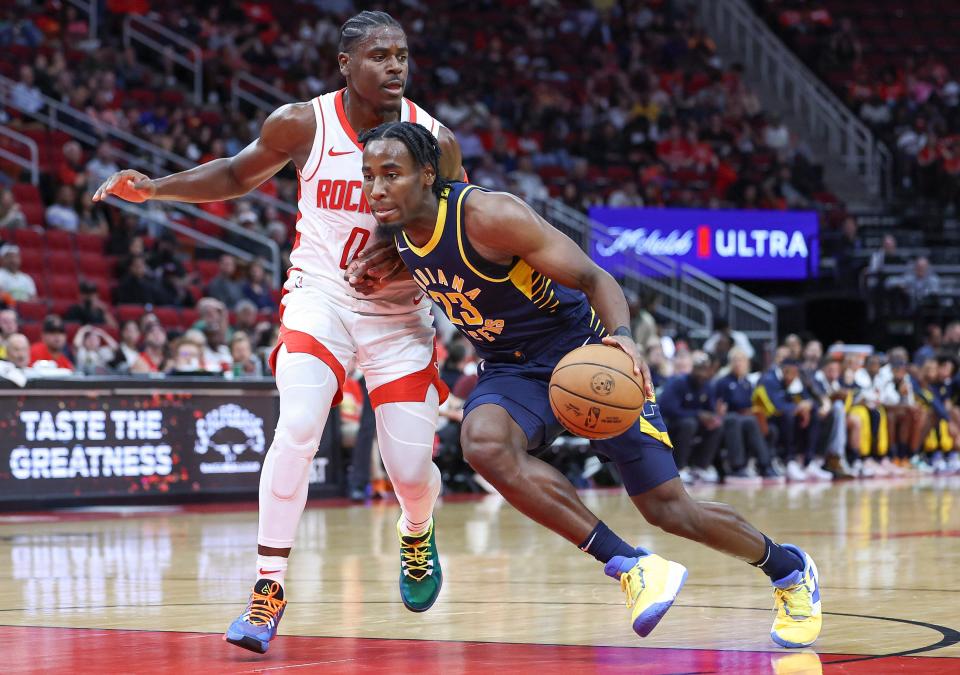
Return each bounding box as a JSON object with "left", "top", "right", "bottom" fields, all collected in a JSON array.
[{"left": 290, "top": 88, "right": 443, "bottom": 314}]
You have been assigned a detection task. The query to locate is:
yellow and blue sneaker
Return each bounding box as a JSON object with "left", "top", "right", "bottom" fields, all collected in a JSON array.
[
  {"left": 604, "top": 549, "right": 688, "bottom": 637},
  {"left": 224, "top": 579, "right": 287, "bottom": 654},
  {"left": 398, "top": 518, "right": 443, "bottom": 612},
  {"left": 770, "top": 544, "right": 822, "bottom": 648}
]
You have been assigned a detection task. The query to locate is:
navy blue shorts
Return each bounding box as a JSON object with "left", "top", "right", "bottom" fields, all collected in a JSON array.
[{"left": 463, "top": 330, "right": 678, "bottom": 496}]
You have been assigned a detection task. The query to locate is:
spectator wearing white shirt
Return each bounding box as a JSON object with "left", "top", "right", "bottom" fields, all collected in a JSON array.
[
  {"left": 85, "top": 143, "right": 120, "bottom": 194},
  {"left": 11, "top": 65, "right": 43, "bottom": 115},
  {"left": 703, "top": 318, "right": 755, "bottom": 362},
  {"left": 45, "top": 185, "right": 80, "bottom": 232},
  {"left": 0, "top": 245, "right": 37, "bottom": 302}
]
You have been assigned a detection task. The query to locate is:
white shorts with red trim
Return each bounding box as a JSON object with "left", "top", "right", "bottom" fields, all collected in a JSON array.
[{"left": 269, "top": 283, "right": 449, "bottom": 409}]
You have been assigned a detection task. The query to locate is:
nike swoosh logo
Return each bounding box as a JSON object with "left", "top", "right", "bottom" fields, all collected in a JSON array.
[
  {"left": 413, "top": 294, "right": 425, "bottom": 305},
  {"left": 259, "top": 568, "right": 282, "bottom": 575},
  {"left": 328, "top": 148, "right": 354, "bottom": 157},
  {"left": 397, "top": 246, "right": 409, "bottom": 252}
]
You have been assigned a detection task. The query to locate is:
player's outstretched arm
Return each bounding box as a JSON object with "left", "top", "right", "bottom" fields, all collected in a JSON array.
[
  {"left": 92, "top": 103, "right": 314, "bottom": 204},
  {"left": 466, "top": 191, "right": 654, "bottom": 396}
]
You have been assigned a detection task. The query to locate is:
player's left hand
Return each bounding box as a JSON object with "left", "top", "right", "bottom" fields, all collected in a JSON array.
[
  {"left": 344, "top": 239, "right": 408, "bottom": 294},
  {"left": 602, "top": 335, "right": 655, "bottom": 399}
]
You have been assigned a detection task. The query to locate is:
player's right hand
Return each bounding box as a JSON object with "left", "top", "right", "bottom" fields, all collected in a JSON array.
[{"left": 92, "top": 169, "right": 156, "bottom": 203}]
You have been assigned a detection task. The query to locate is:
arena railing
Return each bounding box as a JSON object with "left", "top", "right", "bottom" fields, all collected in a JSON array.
[
  {"left": 694, "top": 0, "right": 893, "bottom": 200},
  {"left": 0, "top": 125, "right": 39, "bottom": 186},
  {"left": 533, "top": 197, "right": 786, "bottom": 344},
  {"left": 231, "top": 73, "right": 291, "bottom": 114},
  {"left": 122, "top": 15, "right": 203, "bottom": 106}
]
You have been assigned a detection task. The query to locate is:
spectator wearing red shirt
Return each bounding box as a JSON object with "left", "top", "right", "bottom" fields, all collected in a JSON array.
[{"left": 30, "top": 316, "right": 74, "bottom": 370}]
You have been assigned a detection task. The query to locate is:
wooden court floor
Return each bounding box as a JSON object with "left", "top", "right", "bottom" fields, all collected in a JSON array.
[{"left": 2, "top": 477, "right": 959, "bottom": 674}]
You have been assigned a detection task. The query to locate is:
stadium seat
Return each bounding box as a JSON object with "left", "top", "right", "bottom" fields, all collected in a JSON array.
[
  {"left": 116, "top": 304, "right": 146, "bottom": 324},
  {"left": 180, "top": 308, "right": 199, "bottom": 327},
  {"left": 45, "top": 230, "right": 74, "bottom": 251},
  {"left": 21, "top": 322, "right": 41, "bottom": 343},
  {"left": 13, "top": 228, "right": 44, "bottom": 250},
  {"left": 16, "top": 301, "right": 48, "bottom": 322},
  {"left": 48, "top": 276, "right": 80, "bottom": 300},
  {"left": 47, "top": 250, "right": 78, "bottom": 274},
  {"left": 76, "top": 233, "right": 105, "bottom": 254},
  {"left": 153, "top": 307, "right": 181, "bottom": 328},
  {"left": 78, "top": 253, "right": 112, "bottom": 278}
]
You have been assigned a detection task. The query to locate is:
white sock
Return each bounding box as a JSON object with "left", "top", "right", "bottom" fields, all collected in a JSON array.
[
  {"left": 400, "top": 515, "right": 433, "bottom": 537},
  {"left": 255, "top": 555, "right": 288, "bottom": 588}
]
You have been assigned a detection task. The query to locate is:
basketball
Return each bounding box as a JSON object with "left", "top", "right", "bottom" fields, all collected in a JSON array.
[{"left": 548, "top": 344, "right": 645, "bottom": 440}]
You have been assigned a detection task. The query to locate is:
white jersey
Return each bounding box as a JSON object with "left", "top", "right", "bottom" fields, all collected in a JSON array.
[{"left": 290, "top": 88, "right": 443, "bottom": 314}]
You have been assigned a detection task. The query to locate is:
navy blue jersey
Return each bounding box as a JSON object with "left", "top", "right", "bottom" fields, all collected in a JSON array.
[{"left": 395, "top": 182, "right": 605, "bottom": 361}]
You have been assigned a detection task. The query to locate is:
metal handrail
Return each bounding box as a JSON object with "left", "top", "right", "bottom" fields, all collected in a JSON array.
[
  {"left": 0, "top": 74, "right": 296, "bottom": 219},
  {"left": 123, "top": 15, "right": 203, "bottom": 106},
  {"left": 231, "top": 72, "right": 290, "bottom": 114},
  {"left": 65, "top": 0, "right": 97, "bottom": 41},
  {"left": 106, "top": 198, "right": 276, "bottom": 282},
  {"left": 696, "top": 0, "right": 892, "bottom": 199},
  {"left": 0, "top": 126, "right": 39, "bottom": 185}
]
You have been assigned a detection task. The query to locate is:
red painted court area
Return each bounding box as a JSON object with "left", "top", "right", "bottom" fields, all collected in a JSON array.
[{"left": 1, "top": 626, "right": 952, "bottom": 674}]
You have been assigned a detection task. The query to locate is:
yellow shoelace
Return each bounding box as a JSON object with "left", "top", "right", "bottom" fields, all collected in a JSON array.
[
  {"left": 620, "top": 568, "right": 645, "bottom": 609},
  {"left": 775, "top": 581, "right": 813, "bottom": 620},
  {"left": 244, "top": 582, "right": 286, "bottom": 626},
  {"left": 401, "top": 535, "right": 432, "bottom": 581}
]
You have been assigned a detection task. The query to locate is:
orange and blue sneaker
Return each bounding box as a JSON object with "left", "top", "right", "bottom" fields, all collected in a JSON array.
[
  {"left": 604, "top": 549, "right": 688, "bottom": 637},
  {"left": 770, "top": 544, "right": 822, "bottom": 648},
  {"left": 397, "top": 517, "right": 443, "bottom": 612},
  {"left": 224, "top": 579, "right": 287, "bottom": 654}
]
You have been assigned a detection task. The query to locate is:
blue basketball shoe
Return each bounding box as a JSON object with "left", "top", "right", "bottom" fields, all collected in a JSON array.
[
  {"left": 224, "top": 579, "right": 287, "bottom": 654},
  {"left": 770, "top": 544, "right": 822, "bottom": 648},
  {"left": 604, "top": 549, "right": 688, "bottom": 637}
]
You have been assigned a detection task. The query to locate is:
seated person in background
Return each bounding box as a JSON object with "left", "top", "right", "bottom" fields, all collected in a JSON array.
[
  {"left": 130, "top": 323, "right": 168, "bottom": 375},
  {"left": 168, "top": 333, "right": 206, "bottom": 375},
  {"left": 753, "top": 358, "right": 826, "bottom": 482},
  {"left": 30, "top": 315, "right": 73, "bottom": 370},
  {"left": 0, "top": 187, "right": 27, "bottom": 229},
  {"left": 715, "top": 348, "right": 779, "bottom": 481},
  {"left": 229, "top": 331, "right": 263, "bottom": 377},
  {"left": 0, "top": 309, "right": 19, "bottom": 359},
  {"left": 242, "top": 258, "right": 277, "bottom": 310},
  {"left": 848, "top": 354, "right": 900, "bottom": 477},
  {"left": 65, "top": 280, "right": 117, "bottom": 328},
  {"left": 4, "top": 333, "right": 31, "bottom": 369},
  {"left": 111, "top": 320, "right": 142, "bottom": 372},
  {"left": 879, "top": 354, "right": 924, "bottom": 468},
  {"left": 703, "top": 318, "right": 755, "bottom": 362},
  {"left": 203, "top": 320, "right": 232, "bottom": 373},
  {"left": 816, "top": 358, "right": 858, "bottom": 474},
  {"left": 206, "top": 253, "right": 246, "bottom": 309},
  {"left": 911, "top": 359, "right": 956, "bottom": 473},
  {"left": 233, "top": 299, "right": 269, "bottom": 347},
  {"left": 114, "top": 255, "right": 171, "bottom": 306},
  {"left": 659, "top": 351, "right": 724, "bottom": 484},
  {"left": 72, "top": 324, "right": 118, "bottom": 375},
  {"left": 0, "top": 244, "right": 38, "bottom": 302}
]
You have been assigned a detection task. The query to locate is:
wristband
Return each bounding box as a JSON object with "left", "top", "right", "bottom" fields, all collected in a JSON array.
[{"left": 613, "top": 326, "right": 631, "bottom": 337}]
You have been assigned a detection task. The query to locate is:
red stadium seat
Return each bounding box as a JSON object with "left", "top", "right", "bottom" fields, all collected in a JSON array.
[
  {"left": 196, "top": 260, "right": 220, "bottom": 282},
  {"left": 153, "top": 307, "right": 181, "bottom": 328},
  {"left": 76, "top": 233, "right": 105, "bottom": 254},
  {"left": 116, "top": 304, "right": 146, "bottom": 324},
  {"left": 65, "top": 322, "right": 81, "bottom": 343},
  {"left": 19, "top": 250, "right": 43, "bottom": 273},
  {"left": 180, "top": 308, "right": 199, "bottom": 327},
  {"left": 21, "top": 322, "right": 41, "bottom": 343},
  {"left": 16, "top": 301, "right": 48, "bottom": 322},
  {"left": 47, "top": 250, "right": 78, "bottom": 274},
  {"left": 49, "top": 276, "right": 80, "bottom": 300},
  {"left": 13, "top": 228, "right": 44, "bottom": 250},
  {"left": 45, "top": 229, "right": 75, "bottom": 251},
  {"left": 78, "top": 253, "right": 112, "bottom": 278},
  {"left": 50, "top": 298, "right": 73, "bottom": 316}
]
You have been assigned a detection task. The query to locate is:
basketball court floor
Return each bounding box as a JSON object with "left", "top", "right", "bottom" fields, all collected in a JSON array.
[{"left": 2, "top": 477, "right": 959, "bottom": 673}]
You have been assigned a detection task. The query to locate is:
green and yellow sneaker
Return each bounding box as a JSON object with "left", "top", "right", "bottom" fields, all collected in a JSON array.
[{"left": 397, "top": 517, "right": 443, "bottom": 612}]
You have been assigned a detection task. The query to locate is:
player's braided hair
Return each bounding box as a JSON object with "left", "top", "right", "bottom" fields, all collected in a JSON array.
[
  {"left": 338, "top": 11, "right": 403, "bottom": 53},
  {"left": 358, "top": 122, "right": 445, "bottom": 198}
]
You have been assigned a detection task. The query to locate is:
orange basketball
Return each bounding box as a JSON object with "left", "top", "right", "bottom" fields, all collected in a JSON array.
[{"left": 548, "top": 344, "right": 645, "bottom": 440}]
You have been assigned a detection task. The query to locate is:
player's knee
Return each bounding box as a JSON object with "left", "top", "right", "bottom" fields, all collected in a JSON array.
[
  {"left": 640, "top": 496, "right": 698, "bottom": 538},
  {"left": 277, "top": 405, "right": 325, "bottom": 449},
  {"left": 266, "top": 417, "right": 323, "bottom": 501},
  {"left": 461, "top": 424, "right": 513, "bottom": 475}
]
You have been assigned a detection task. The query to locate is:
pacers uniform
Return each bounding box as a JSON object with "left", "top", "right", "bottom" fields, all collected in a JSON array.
[
  {"left": 395, "top": 182, "right": 678, "bottom": 495},
  {"left": 270, "top": 89, "right": 448, "bottom": 407}
]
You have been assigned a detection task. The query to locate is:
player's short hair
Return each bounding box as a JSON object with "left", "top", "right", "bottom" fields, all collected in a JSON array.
[
  {"left": 358, "top": 121, "right": 444, "bottom": 197},
  {"left": 339, "top": 11, "right": 403, "bottom": 53}
]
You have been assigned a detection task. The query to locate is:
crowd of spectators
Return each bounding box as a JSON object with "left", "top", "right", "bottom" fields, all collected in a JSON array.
[
  {"left": 754, "top": 0, "right": 960, "bottom": 211},
  {"left": 1, "top": 0, "right": 838, "bottom": 228}
]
